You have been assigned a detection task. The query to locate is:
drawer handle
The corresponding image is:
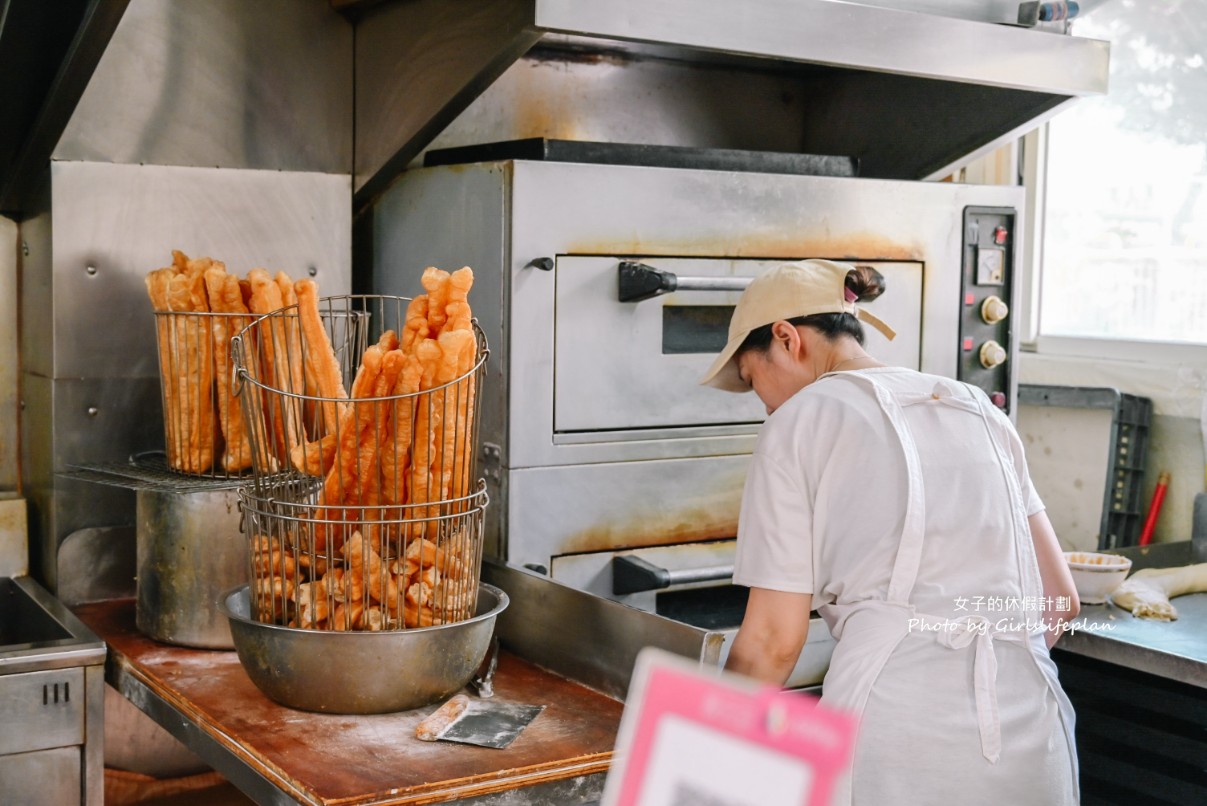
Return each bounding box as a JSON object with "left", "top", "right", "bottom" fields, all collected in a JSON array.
[
  {"left": 612, "top": 554, "right": 734, "bottom": 595},
  {"left": 618, "top": 261, "right": 751, "bottom": 302}
]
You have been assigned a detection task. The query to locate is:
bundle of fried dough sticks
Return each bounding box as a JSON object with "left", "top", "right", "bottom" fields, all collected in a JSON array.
[
  {"left": 253, "top": 528, "right": 475, "bottom": 630},
  {"left": 145, "top": 250, "right": 310, "bottom": 475},
  {"left": 250, "top": 266, "right": 481, "bottom": 631}
]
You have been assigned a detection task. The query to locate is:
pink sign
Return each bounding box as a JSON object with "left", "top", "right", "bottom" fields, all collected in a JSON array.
[{"left": 602, "top": 649, "right": 857, "bottom": 806}]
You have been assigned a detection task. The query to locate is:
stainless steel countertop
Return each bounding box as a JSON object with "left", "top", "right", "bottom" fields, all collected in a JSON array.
[{"left": 1058, "top": 592, "right": 1207, "bottom": 689}]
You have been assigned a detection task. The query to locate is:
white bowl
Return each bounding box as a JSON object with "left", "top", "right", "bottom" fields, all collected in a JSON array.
[{"left": 1064, "top": 551, "right": 1133, "bottom": 605}]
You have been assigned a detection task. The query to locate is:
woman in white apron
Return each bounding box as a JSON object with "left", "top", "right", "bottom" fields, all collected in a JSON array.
[{"left": 700, "top": 259, "right": 1081, "bottom": 805}]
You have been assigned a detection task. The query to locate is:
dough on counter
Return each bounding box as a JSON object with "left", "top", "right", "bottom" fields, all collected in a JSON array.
[{"left": 1109, "top": 563, "right": 1207, "bottom": 620}]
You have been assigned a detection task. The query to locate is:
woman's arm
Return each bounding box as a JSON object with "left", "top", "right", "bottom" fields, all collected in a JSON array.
[
  {"left": 1028, "top": 510, "right": 1081, "bottom": 648},
  {"left": 725, "top": 587, "right": 813, "bottom": 685}
]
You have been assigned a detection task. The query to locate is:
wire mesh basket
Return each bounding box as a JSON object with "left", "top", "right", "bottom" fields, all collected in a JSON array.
[
  {"left": 151, "top": 308, "right": 365, "bottom": 478},
  {"left": 152, "top": 310, "right": 253, "bottom": 477},
  {"left": 241, "top": 480, "right": 488, "bottom": 630},
  {"left": 231, "top": 292, "right": 490, "bottom": 630}
]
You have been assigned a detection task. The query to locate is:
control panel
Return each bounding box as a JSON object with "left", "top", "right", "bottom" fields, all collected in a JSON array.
[{"left": 958, "top": 206, "right": 1016, "bottom": 412}]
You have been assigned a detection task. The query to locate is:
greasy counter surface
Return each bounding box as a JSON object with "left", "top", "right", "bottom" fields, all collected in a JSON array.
[{"left": 75, "top": 599, "right": 622, "bottom": 805}]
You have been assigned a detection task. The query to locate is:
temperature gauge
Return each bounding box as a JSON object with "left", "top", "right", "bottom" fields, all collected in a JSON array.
[{"left": 976, "top": 247, "right": 1005, "bottom": 285}]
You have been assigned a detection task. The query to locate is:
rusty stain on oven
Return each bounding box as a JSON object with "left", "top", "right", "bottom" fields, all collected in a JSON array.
[
  {"left": 525, "top": 44, "right": 633, "bottom": 68},
  {"left": 510, "top": 78, "right": 580, "bottom": 143},
  {"left": 558, "top": 489, "right": 744, "bottom": 556},
  {"left": 564, "top": 231, "right": 923, "bottom": 263},
  {"left": 564, "top": 232, "right": 922, "bottom": 264},
  {"left": 561, "top": 516, "right": 739, "bottom": 556}
]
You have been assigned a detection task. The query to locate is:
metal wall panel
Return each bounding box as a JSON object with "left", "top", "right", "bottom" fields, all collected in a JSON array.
[
  {"left": 20, "top": 374, "right": 149, "bottom": 588},
  {"left": 21, "top": 161, "right": 351, "bottom": 589},
  {"left": 0, "top": 216, "right": 18, "bottom": 490},
  {"left": 54, "top": 0, "right": 352, "bottom": 174},
  {"left": 42, "top": 162, "right": 352, "bottom": 380}
]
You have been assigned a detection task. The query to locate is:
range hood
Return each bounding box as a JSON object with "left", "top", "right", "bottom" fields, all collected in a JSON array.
[
  {"left": 1, "top": 0, "right": 1109, "bottom": 216},
  {"left": 351, "top": 0, "right": 1110, "bottom": 208}
]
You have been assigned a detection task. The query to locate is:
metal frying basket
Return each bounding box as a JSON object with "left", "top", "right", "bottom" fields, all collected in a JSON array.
[
  {"left": 151, "top": 309, "right": 253, "bottom": 477},
  {"left": 230, "top": 294, "right": 490, "bottom": 631},
  {"left": 239, "top": 481, "right": 488, "bottom": 631},
  {"left": 149, "top": 307, "right": 365, "bottom": 478}
]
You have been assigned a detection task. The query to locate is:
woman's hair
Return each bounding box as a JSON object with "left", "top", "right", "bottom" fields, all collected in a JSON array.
[{"left": 737, "top": 264, "right": 887, "bottom": 353}]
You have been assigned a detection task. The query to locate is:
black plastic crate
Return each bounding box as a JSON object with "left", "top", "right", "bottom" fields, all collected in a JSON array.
[{"left": 1018, "top": 384, "right": 1153, "bottom": 550}]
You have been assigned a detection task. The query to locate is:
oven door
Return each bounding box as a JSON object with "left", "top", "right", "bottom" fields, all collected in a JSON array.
[{"left": 553, "top": 256, "right": 923, "bottom": 435}]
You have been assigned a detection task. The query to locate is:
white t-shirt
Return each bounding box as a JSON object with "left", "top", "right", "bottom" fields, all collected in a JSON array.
[{"left": 732, "top": 367, "right": 1044, "bottom": 617}]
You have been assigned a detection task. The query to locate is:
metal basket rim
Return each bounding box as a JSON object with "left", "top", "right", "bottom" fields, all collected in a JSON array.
[
  {"left": 238, "top": 480, "right": 489, "bottom": 523},
  {"left": 219, "top": 582, "right": 508, "bottom": 636},
  {"left": 230, "top": 297, "right": 488, "bottom": 403}
]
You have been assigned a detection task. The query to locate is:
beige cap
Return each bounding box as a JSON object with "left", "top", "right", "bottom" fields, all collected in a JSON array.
[{"left": 699, "top": 259, "right": 897, "bottom": 392}]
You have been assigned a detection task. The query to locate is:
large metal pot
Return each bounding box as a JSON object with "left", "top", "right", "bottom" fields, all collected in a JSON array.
[
  {"left": 218, "top": 583, "right": 509, "bottom": 714},
  {"left": 136, "top": 487, "right": 246, "bottom": 649}
]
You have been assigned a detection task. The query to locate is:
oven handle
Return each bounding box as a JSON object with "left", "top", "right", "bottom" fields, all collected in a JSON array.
[
  {"left": 618, "top": 260, "right": 752, "bottom": 302},
  {"left": 612, "top": 554, "right": 735, "bottom": 595}
]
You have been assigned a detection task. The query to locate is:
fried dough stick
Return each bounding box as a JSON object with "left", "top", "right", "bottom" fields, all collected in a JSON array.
[
  {"left": 290, "top": 433, "right": 337, "bottom": 477},
  {"left": 167, "top": 263, "right": 215, "bottom": 473},
  {"left": 408, "top": 339, "right": 443, "bottom": 518},
  {"left": 316, "top": 344, "right": 384, "bottom": 551},
  {"left": 400, "top": 295, "right": 430, "bottom": 356},
  {"left": 420, "top": 268, "right": 451, "bottom": 335},
  {"left": 364, "top": 353, "right": 405, "bottom": 532},
  {"left": 442, "top": 267, "right": 475, "bottom": 334},
  {"left": 145, "top": 268, "right": 179, "bottom": 468},
  {"left": 204, "top": 268, "right": 255, "bottom": 472},
  {"left": 275, "top": 272, "right": 308, "bottom": 441},
  {"left": 295, "top": 279, "right": 347, "bottom": 435},
  {"left": 354, "top": 333, "right": 402, "bottom": 546},
  {"left": 344, "top": 531, "right": 399, "bottom": 609},
  {"left": 433, "top": 329, "right": 475, "bottom": 500},
  {"left": 380, "top": 354, "right": 422, "bottom": 509},
  {"left": 248, "top": 270, "right": 301, "bottom": 464}
]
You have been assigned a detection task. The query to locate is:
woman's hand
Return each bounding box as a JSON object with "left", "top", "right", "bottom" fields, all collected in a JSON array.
[{"left": 725, "top": 587, "right": 813, "bottom": 686}]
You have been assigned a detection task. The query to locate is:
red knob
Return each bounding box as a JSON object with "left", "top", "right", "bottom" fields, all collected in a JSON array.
[{"left": 990, "top": 391, "right": 1007, "bottom": 408}]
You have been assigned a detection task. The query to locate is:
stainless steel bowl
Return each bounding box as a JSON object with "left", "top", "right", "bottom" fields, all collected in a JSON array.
[{"left": 218, "top": 583, "right": 508, "bottom": 714}]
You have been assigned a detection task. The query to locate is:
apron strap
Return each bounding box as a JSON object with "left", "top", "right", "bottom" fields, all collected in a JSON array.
[
  {"left": 962, "top": 384, "right": 1046, "bottom": 609},
  {"left": 819, "top": 373, "right": 928, "bottom": 604},
  {"left": 920, "top": 614, "right": 1028, "bottom": 764}
]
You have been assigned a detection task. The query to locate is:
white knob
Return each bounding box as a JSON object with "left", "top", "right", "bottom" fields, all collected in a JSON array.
[
  {"left": 979, "top": 340, "right": 1007, "bottom": 369},
  {"left": 981, "top": 295, "right": 1009, "bottom": 324}
]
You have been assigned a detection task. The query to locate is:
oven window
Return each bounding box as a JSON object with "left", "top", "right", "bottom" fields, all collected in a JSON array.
[{"left": 662, "top": 306, "right": 733, "bottom": 354}]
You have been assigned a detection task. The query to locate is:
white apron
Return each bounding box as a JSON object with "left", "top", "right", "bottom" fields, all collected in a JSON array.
[{"left": 815, "top": 373, "right": 1078, "bottom": 806}]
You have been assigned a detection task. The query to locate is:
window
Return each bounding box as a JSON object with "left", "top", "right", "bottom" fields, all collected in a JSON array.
[{"left": 1040, "top": 0, "right": 1207, "bottom": 347}]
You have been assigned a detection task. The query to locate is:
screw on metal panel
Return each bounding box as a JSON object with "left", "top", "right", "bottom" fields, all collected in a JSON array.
[
  {"left": 308, "top": 266, "right": 318, "bottom": 276},
  {"left": 21, "top": 241, "right": 29, "bottom": 257},
  {"left": 86, "top": 265, "right": 97, "bottom": 275},
  {"left": 87, "top": 407, "right": 98, "bottom": 417}
]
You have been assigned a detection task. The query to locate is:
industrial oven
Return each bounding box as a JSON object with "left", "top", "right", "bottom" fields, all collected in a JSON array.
[{"left": 371, "top": 142, "right": 1024, "bottom": 679}]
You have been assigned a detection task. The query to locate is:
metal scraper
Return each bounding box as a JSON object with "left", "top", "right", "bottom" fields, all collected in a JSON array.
[{"left": 415, "top": 694, "right": 545, "bottom": 749}]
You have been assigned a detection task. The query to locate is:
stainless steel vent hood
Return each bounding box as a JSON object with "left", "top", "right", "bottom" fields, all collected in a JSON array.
[
  {"left": 2, "top": 0, "right": 1109, "bottom": 215},
  {"left": 351, "top": 0, "right": 1109, "bottom": 208}
]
